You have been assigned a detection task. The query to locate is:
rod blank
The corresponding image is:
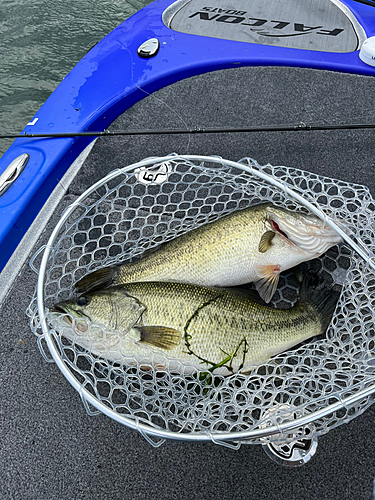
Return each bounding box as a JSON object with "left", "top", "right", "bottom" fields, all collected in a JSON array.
[{"left": 0, "top": 122, "right": 375, "bottom": 139}]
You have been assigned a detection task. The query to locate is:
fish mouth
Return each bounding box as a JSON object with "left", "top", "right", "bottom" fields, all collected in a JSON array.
[
  {"left": 51, "top": 306, "right": 90, "bottom": 334},
  {"left": 267, "top": 212, "right": 342, "bottom": 255},
  {"left": 52, "top": 304, "right": 67, "bottom": 314},
  {"left": 51, "top": 305, "right": 74, "bottom": 327}
]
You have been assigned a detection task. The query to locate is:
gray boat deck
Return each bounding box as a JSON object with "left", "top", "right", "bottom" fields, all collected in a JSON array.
[{"left": 2, "top": 66, "right": 375, "bottom": 499}]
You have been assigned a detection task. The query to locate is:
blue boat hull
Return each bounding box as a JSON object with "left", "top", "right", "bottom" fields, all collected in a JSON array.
[{"left": 1, "top": 0, "right": 375, "bottom": 272}]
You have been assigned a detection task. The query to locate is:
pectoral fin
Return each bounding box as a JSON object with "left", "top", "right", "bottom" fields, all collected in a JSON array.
[
  {"left": 135, "top": 325, "right": 181, "bottom": 350},
  {"left": 258, "top": 231, "right": 275, "bottom": 253},
  {"left": 254, "top": 264, "right": 281, "bottom": 303}
]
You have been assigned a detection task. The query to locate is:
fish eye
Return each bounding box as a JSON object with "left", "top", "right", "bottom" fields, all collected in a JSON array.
[{"left": 77, "top": 296, "right": 90, "bottom": 307}]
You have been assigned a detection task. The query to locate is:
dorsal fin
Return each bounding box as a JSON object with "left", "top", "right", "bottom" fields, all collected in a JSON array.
[
  {"left": 75, "top": 266, "right": 118, "bottom": 294},
  {"left": 226, "top": 286, "right": 269, "bottom": 307}
]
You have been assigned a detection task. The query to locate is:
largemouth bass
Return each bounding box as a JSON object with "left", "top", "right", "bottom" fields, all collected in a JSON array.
[
  {"left": 52, "top": 273, "right": 339, "bottom": 376},
  {"left": 76, "top": 203, "right": 342, "bottom": 303}
]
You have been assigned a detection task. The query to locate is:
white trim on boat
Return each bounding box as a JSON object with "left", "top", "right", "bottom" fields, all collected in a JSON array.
[
  {"left": 0, "top": 139, "right": 97, "bottom": 307},
  {"left": 162, "top": 0, "right": 193, "bottom": 27},
  {"left": 330, "top": 0, "right": 367, "bottom": 45}
]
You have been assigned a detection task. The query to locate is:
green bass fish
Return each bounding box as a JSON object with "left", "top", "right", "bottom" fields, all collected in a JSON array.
[
  {"left": 52, "top": 273, "right": 339, "bottom": 376},
  {"left": 76, "top": 203, "right": 342, "bottom": 303}
]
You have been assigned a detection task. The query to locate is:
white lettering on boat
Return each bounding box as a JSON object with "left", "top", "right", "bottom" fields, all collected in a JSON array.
[
  {"left": 27, "top": 118, "right": 39, "bottom": 126},
  {"left": 189, "top": 10, "right": 344, "bottom": 38}
]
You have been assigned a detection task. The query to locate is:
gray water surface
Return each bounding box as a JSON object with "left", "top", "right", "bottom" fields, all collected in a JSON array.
[{"left": 0, "top": 0, "right": 152, "bottom": 156}]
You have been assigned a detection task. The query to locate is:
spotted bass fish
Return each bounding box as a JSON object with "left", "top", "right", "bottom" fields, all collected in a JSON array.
[
  {"left": 52, "top": 273, "right": 339, "bottom": 376},
  {"left": 76, "top": 203, "right": 342, "bottom": 303}
]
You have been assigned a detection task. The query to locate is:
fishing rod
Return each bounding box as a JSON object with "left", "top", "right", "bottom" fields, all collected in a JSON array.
[{"left": 0, "top": 121, "right": 375, "bottom": 139}]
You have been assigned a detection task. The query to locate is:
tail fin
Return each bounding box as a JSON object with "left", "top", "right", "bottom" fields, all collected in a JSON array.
[
  {"left": 75, "top": 266, "right": 119, "bottom": 294},
  {"left": 299, "top": 270, "right": 340, "bottom": 333}
]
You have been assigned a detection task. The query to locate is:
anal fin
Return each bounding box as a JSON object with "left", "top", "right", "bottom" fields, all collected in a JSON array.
[{"left": 254, "top": 264, "right": 281, "bottom": 303}]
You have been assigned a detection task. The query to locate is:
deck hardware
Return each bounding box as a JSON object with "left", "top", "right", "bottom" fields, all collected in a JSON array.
[
  {"left": 263, "top": 436, "right": 318, "bottom": 467},
  {"left": 137, "top": 38, "right": 160, "bottom": 58},
  {"left": 359, "top": 37, "right": 375, "bottom": 67},
  {"left": 163, "top": 0, "right": 365, "bottom": 52},
  {"left": 0, "top": 153, "right": 30, "bottom": 197},
  {"left": 260, "top": 404, "right": 318, "bottom": 467}
]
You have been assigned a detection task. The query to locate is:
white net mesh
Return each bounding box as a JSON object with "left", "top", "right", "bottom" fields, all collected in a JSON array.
[{"left": 27, "top": 155, "right": 375, "bottom": 446}]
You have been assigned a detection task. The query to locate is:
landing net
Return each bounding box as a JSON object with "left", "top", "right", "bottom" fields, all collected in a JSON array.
[{"left": 28, "top": 154, "right": 375, "bottom": 446}]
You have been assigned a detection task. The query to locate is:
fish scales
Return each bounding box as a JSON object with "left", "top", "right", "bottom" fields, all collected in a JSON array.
[
  {"left": 76, "top": 203, "right": 343, "bottom": 303},
  {"left": 53, "top": 275, "right": 338, "bottom": 375},
  {"left": 129, "top": 282, "right": 320, "bottom": 367},
  {"left": 119, "top": 210, "right": 255, "bottom": 285}
]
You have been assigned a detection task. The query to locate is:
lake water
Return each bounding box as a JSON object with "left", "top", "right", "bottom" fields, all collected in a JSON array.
[{"left": 0, "top": 0, "right": 152, "bottom": 156}]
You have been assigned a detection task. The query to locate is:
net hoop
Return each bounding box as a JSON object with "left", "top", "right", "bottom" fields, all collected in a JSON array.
[{"left": 32, "top": 154, "right": 375, "bottom": 444}]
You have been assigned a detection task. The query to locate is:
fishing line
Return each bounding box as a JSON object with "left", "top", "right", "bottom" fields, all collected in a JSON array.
[
  {"left": 135, "top": 83, "right": 192, "bottom": 154},
  {"left": 1, "top": 121, "right": 375, "bottom": 139}
]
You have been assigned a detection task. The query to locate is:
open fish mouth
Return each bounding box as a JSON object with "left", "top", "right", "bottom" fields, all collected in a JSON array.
[
  {"left": 267, "top": 211, "right": 342, "bottom": 255},
  {"left": 52, "top": 304, "right": 68, "bottom": 315},
  {"left": 50, "top": 305, "right": 89, "bottom": 332},
  {"left": 50, "top": 304, "right": 72, "bottom": 324}
]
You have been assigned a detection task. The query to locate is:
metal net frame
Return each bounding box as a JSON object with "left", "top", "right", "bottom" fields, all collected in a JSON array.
[{"left": 27, "top": 154, "right": 375, "bottom": 448}]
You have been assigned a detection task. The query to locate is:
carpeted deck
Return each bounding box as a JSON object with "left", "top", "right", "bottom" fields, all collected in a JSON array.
[{"left": 1, "top": 66, "right": 375, "bottom": 499}]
